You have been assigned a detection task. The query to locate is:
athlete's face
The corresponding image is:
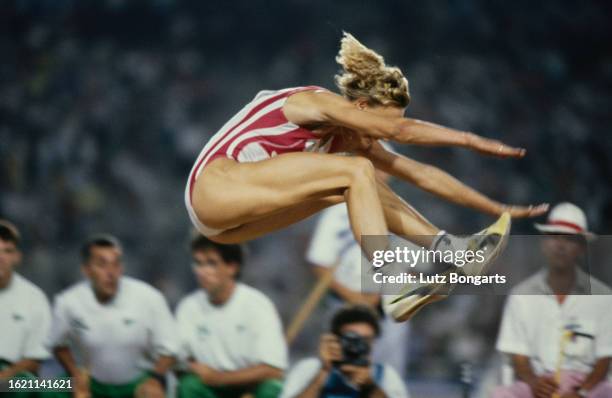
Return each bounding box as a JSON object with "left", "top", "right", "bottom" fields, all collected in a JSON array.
[
  {"left": 541, "top": 234, "right": 585, "bottom": 271},
  {"left": 192, "top": 248, "right": 238, "bottom": 297},
  {"left": 0, "top": 239, "right": 21, "bottom": 287},
  {"left": 82, "top": 246, "right": 123, "bottom": 302}
]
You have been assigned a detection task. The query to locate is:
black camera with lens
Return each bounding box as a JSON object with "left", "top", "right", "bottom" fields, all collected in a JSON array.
[{"left": 335, "top": 331, "right": 371, "bottom": 367}]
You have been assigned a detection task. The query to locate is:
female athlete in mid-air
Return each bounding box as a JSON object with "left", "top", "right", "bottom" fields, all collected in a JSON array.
[{"left": 185, "top": 33, "right": 548, "bottom": 321}]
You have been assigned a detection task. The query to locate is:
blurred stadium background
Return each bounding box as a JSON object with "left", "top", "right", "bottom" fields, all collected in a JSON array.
[{"left": 1, "top": 1, "right": 611, "bottom": 396}]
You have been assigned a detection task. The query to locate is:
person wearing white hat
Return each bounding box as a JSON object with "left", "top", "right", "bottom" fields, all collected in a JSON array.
[
  {"left": 533, "top": 203, "right": 596, "bottom": 241},
  {"left": 492, "top": 203, "right": 612, "bottom": 398}
]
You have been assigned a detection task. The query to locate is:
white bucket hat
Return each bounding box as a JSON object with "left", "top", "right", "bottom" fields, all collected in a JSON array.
[{"left": 534, "top": 202, "right": 595, "bottom": 241}]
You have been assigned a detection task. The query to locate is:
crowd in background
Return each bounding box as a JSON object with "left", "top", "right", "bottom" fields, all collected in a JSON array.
[{"left": 1, "top": 0, "right": 611, "bottom": 392}]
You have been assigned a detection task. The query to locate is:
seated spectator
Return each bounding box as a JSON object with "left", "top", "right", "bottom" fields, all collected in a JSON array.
[
  {"left": 281, "top": 305, "right": 409, "bottom": 398},
  {"left": 48, "top": 234, "right": 178, "bottom": 398},
  {"left": 176, "top": 236, "right": 286, "bottom": 398},
  {"left": 493, "top": 203, "right": 612, "bottom": 398},
  {"left": 0, "top": 220, "right": 51, "bottom": 398}
]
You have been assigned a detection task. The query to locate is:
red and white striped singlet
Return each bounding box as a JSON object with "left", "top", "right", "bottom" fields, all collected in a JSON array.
[{"left": 185, "top": 86, "right": 337, "bottom": 236}]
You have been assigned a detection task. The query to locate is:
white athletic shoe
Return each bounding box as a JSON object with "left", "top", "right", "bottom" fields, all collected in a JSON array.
[{"left": 383, "top": 212, "right": 511, "bottom": 322}]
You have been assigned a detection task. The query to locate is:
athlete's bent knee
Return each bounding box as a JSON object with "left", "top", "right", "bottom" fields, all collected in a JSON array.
[{"left": 348, "top": 156, "right": 376, "bottom": 181}]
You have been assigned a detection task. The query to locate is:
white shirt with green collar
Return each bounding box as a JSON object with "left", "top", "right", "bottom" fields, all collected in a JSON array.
[{"left": 176, "top": 282, "right": 287, "bottom": 372}]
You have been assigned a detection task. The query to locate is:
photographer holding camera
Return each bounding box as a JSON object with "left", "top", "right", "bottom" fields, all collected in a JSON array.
[{"left": 281, "top": 305, "right": 409, "bottom": 398}]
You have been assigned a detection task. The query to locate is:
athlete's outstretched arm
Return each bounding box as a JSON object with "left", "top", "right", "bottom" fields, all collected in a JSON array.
[
  {"left": 284, "top": 90, "right": 525, "bottom": 158},
  {"left": 362, "top": 140, "right": 548, "bottom": 218}
]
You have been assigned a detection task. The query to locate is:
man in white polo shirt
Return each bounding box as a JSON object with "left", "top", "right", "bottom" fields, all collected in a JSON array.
[
  {"left": 0, "top": 220, "right": 51, "bottom": 397},
  {"left": 493, "top": 203, "right": 612, "bottom": 398},
  {"left": 48, "top": 234, "right": 178, "bottom": 398},
  {"left": 176, "top": 236, "right": 286, "bottom": 398}
]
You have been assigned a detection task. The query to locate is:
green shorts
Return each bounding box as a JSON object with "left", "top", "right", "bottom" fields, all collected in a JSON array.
[
  {"left": 42, "top": 372, "right": 149, "bottom": 398},
  {"left": 177, "top": 373, "right": 283, "bottom": 398},
  {"left": 88, "top": 374, "right": 150, "bottom": 398}
]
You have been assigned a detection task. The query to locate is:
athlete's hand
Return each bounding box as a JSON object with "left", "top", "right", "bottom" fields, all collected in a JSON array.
[
  {"left": 464, "top": 133, "right": 526, "bottom": 158},
  {"left": 135, "top": 378, "right": 165, "bottom": 398},
  {"left": 528, "top": 375, "right": 558, "bottom": 398},
  {"left": 319, "top": 334, "right": 343, "bottom": 370},
  {"left": 501, "top": 203, "right": 549, "bottom": 218}
]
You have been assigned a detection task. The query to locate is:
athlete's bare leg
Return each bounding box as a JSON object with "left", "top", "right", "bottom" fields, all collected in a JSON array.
[
  {"left": 374, "top": 177, "right": 438, "bottom": 248},
  {"left": 193, "top": 153, "right": 387, "bottom": 257},
  {"left": 211, "top": 195, "right": 344, "bottom": 244},
  {"left": 210, "top": 177, "right": 439, "bottom": 248}
]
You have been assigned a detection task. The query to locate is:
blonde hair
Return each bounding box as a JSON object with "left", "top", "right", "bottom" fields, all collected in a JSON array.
[{"left": 335, "top": 32, "right": 410, "bottom": 108}]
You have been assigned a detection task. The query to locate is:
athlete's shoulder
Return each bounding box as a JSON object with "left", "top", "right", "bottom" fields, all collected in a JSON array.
[
  {"left": 254, "top": 86, "right": 329, "bottom": 101},
  {"left": 292, "top": 85, "right": 329, "bottom": 93}
]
